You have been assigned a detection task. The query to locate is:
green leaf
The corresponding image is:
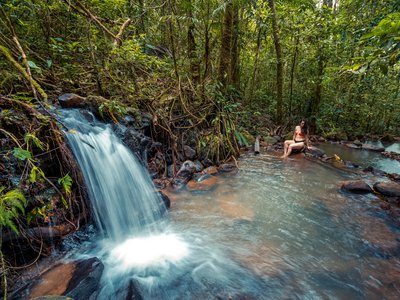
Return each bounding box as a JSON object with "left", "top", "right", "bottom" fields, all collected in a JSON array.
[
  {"left": 58, "top": 173, "right": 73, "bottom": 196},
  {"left": 28, "top": 60, "right": 40, "bottom": 70},
  {"left": 12, "top": 148, "right": 32, "bottom": 161}
]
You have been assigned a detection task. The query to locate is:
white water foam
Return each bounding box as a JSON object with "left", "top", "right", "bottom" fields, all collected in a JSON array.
[{"left": 109, "top": 234, "right": 189, "bottom": 270}]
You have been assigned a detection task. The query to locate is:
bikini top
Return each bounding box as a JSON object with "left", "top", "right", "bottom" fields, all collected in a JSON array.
[{"left": 295, "top": 130, "right": 305, "bottom": 137}]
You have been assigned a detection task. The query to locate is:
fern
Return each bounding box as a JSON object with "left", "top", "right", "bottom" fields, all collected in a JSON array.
[
  {"left": 24, "top": 132, "right": 47, "bottom": 151},
  {"left": 0, "top": 186, "right": 26, "bottom": 234}
]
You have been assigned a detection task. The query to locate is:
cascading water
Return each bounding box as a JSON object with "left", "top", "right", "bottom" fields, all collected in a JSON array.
[
  {"left": 61, "top": 109, "right": 166, "bottom": 241},
  {"left": 59, "top": 109, "right": 268, "bottom": 299}
]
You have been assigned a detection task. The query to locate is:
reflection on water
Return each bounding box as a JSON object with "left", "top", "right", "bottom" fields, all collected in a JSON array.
[
  {"left": 318, "top": 143, "right": 400, "bottom": 174},
  {"left": 166, "top": 153, "right": 400, "bottom": 299}
]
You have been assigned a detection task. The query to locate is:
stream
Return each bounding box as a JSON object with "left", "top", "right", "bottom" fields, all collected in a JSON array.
[{"left": 19, "top": 110, "right": 400, "bottom": 299}]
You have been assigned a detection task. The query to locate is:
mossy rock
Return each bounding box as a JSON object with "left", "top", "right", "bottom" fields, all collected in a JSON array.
[{"left": 264, "top": 136, "right": 279, "bottom": 144}]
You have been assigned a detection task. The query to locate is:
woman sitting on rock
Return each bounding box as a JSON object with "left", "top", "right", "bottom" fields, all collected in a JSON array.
[{"left": 281, "top": 119, "right": 309, "bottom": 158}]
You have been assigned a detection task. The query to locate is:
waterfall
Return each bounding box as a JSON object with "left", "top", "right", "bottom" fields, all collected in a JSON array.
[{"left": 60, "top": 109, "right": 166, "bottom": 242}]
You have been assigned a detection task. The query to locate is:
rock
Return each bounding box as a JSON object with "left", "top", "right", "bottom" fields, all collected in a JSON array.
[
  {"left": 193, "top": 160, "right": 204, "bottom": 172},
  {"left": 158, "top": 191, "right": 171, "bottom": 208},
  {"left": 373, "top": 182, "right": 400, "bottom": 197},
  {"left": 58, "top": 93, "right": 86, "bottom": 108},
  {"left": 175, "top": 160, "right": 197, "bottom": 182},
  {"left": 318, "top": 136, "right": 326, "bottom": 142},
  {"left": 304, "top": 146, "right": 325, "bottom": 158},
  {"left": 382, "top": 151, "right": 400, "bottom": 161},
  {"left": 388, "top": 173, "right": 400, "bottom": 182},
  {"left": 140, "top": 112, "right": 152, "bottom": 128},
  {"left": 363, "top": 166, "right": 386, "bottom": 176},
  {"left": 264, "top": 136, "right": 278, "bottom": 144},
  {"left": 341, "top": 180, "right": 373, "bottom": 194},
  {"left": 362, "top": 144, "right": 385, "bottom": 152},
  {"left": 18, "top": 258, "right": 104, "bottom": 300},
  {"left": 386, "top": 197, "right": 400, "bottom": 205},
  {"left": 344, "top": 161, "right": 359, "bottom": 168},
  {"left": 153, "top": 178, "right": 170, "bottom": 189},
  {"left": 353, "top": 139, "right": 363, "bottom": 146},
  {"left": 201, "top": 158, "right": 213, "bottom": 167},
  {"left": 380, "top": 202, "right": 391, "bottom": 210},
  {"left": 202, "top": 166, "right": 219, "bottom": 175},
  {"left": 218, "top": 164, "right": 238, "bottom": 173},
  {"left": 345, "top": 143, "right": 361, "bottom": 149},
  {"left": 183, "top": 145, "right": 196, "bottom": 160},
  {"left": 187, "top": 174, "right": 218, "bottom": 191}
]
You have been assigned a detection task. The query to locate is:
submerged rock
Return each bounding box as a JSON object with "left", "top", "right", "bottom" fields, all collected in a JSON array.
[
  {"left": 187, "top": 174, "right": 218, "bottom": 191},
  {"left": 373, "top": 182, "right": 400, "bottom": 197},
  {"left": 362, "top": 144, "right": 385, "bottom": 152},
  {"left": 218, "top": 164, "right": 238, "bottom": 173},
  {"left": 341, "top": 180, "right": 373, "bottom": 194}
]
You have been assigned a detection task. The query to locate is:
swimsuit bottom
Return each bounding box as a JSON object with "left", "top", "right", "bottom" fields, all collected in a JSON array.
[{"left": 294, "top": 140, "right": 305, "bottom": 143}]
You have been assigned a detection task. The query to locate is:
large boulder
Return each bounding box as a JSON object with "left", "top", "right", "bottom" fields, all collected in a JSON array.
[
  {"left": 175, "top": 160, "right": 197, "bottom": 183},
  {"left": 373, "top": 182, "right": 400, "bottom": 197},
  {"left": 341, "top": 180, "right": 373, "bottom": 194}
]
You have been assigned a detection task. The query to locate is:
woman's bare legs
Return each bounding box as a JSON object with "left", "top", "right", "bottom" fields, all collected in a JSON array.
[
  {"left": 281, "top": 140, "right": 295, "bottom": 158},
  {"left": 284, "top": 142, "right": 304, "bottom": 158}
]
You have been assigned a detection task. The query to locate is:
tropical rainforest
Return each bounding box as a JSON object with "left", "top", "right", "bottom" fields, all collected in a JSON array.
[{"left": 0, "top": 0, "right": 399, "bottom": 295}]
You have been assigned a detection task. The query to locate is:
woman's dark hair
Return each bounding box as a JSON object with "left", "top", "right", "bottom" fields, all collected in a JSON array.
[{"left": 300, "top": 119, "right": 308, "bottom": 134}]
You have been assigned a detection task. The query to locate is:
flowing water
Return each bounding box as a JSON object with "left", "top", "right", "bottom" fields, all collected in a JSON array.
[
  {"left": 60, "top": 110, "right": 400, "bottom": 299},
  {"left": 318, "top": 142, "right": 400, "bottom": 174}
]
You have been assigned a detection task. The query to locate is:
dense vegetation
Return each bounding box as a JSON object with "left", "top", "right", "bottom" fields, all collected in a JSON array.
[{"left": 0, "top": 0, "right": 399, "bottom": 295}]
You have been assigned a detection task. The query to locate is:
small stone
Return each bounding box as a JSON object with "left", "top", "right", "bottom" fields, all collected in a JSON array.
[{"left": 58, "top": 93, "right": 86, "bottom": 108}]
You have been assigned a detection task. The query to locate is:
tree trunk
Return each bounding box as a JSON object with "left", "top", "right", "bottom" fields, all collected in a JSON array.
[
  {"left": 248, "top": 26, "right": 263, "bottom": 107},
  {"left": 268, "top": 0, "right": 283, "bottom": 124},
  {"left": 218, "top": 2, "right": 233, "bottom": 88},
  {"left": 187, "top": 0, "right": 200, "bottom": 85},
  {"left": 288, "top": 33, "right": 299, "bottom": 125},
  {"left": 309, "top": 45, "right": 324, "bottom": 133},
  {"left": 229, "top": 3, "right": 240, "bottom": 89}
]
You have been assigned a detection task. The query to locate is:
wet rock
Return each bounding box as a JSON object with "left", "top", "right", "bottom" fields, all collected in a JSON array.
[
  {"left": 304, "top": 146, "right": 325, "bottom": 158},
  {"left": 345, "top": 143, "right": 361, "bottom": 149},
  {"left": 353, "top": 139, "right": 363, "bottom": 146},
  {"left": 158, "top": 191, "right": 171, "bottom": 208},
  {"left": 176, "top": 160, "right": 197, "bottom": 181},
  {"left": 388, "top": 173, "right": 400, "bottom": 182},
  {"left": 386, "top": 197, "right": 400, "bottom": 205},
  {"left": 380, "top": 202, "right": 391, "bottom": 210},
  {"left": 318, "top": 136, "right": 326, "bottom": 142},
  {"left": 187, "top": 174, "right": 218, "bottom": 191},
  {"left": 16, "top": 258, "right": 104, "bottom": 300},
  {"left": 64, "top": 258, "right": 104, "bottom": 299},
  {"left": 193, "top": 160, "right": 204, "bottom": 172},
  {"left": 58, "top": 93, "right": 86, "bottom": 108},
  {"left": 363, "top": 166, "right": 386, "bottom": 177},
  {"left": 183, "top": 145, "right": 196, "bottom": 160},
  {"left": 153, "top": 178, "right": 170, "bottom": 189},
  {"left": 373, "top": 182, "right": 400, "bottom": 197},
  {"left": 362, "top": 144, "right": 385, "bottom": 152},
  {"left": 140, "top": 112, "right": 152, "bottom": 128},
  {"left": 219, "top": 164, "right": 238, "bottom": 174},
  {"left": 341, "top": 180, "right": 373, "bottom": 194},
  {"left": 202, "top": 166, "right": 219, "bottom": 175},
  {"left": 344, "top": 161, "right": 359, "bottom": 168},
  {"left": 201, "top": 158, "right": 213, "bottom": 168},
  {"left": 382, "top": 151, "right": 400, "bottom": 161}
]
